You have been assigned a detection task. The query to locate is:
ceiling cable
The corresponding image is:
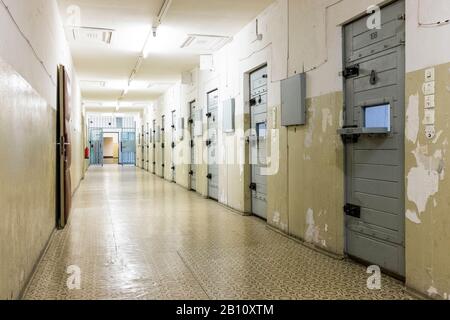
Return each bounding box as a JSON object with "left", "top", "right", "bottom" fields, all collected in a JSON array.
[{"left": 120, "top": 0, "right": 172, "bottom": 101}]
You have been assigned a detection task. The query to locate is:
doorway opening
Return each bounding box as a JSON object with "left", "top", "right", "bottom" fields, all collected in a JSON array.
[{"left": 103, "top": 132, "right": 119, "bottom": 165}]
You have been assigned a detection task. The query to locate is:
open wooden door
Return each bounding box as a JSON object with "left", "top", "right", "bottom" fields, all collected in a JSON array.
[{"left": 56, "top": 65, "right": 72, "bottom": 229}]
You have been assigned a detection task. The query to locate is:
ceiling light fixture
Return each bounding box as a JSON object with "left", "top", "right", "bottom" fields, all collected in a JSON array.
[{"left": 119, "top": 0, "right": 172, "bottom": 101}]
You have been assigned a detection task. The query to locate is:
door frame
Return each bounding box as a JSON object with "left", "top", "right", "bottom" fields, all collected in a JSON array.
[{"left": 102, "top": 131, "right": 120, "bottom": 165}]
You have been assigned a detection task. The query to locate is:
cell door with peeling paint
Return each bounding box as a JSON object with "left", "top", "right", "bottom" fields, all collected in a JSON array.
[
  {"left": 206, "top": 90, "right": 219, "bottom": 201},
  {"left": 250, "top": 66, "right": 268, "bottom": 220},
  {"left": 342, "top": 0, "right": 405, "bottom": 276}
]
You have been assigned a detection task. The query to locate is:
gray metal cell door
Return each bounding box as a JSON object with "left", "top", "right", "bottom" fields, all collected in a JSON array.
[
  {"left": 207, "top": 90, "right": 219, "bottom": 201},
  {"left": 250, "top": 66, "right": 268, "bottom": 219},
  {"left": 120, "top": 129, "right": 136, "bottom": 165},
  {"left": 152, "top": 120, "right": 156, "bottom": 174},
  {"left": 189, "top": 101, "right": 197, "bottom": 191},
  {"left": 89, "top": 128, "right": 104, "bottom": 166},
  {"left": 343, "top": 0, "right": 405, "bottom": 276},
  {"left": 161, "top": 115, "right": 165, "bottom": 178},
  {"left": 146, "top": 123, "right": 150, "bottom": 171},
  {"left": 141, "top": 125, "right": 145, "bottom": 169},
  {"left": 171, "top": 111, "right": 177, "bottom": 182}
]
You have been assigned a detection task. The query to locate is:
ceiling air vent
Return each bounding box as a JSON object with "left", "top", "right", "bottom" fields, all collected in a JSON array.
[
  {"left": 180, "top": 34, "right": 231, "bottom": 52},
  {"left": 72, "top": 27, "right": 114, "bottom": 45}
]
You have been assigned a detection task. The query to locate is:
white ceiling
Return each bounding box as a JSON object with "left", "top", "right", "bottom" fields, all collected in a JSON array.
[{"left": 57, "top": 0, "right": 274, "bottom": 111}]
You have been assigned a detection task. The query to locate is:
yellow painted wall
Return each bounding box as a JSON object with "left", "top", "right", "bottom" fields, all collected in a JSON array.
[
  {"left": 405, "top": 63, "right": 450, "bottom": 299},
  {"left": 0, "top": 58, "right": 56, "bottom": 299},
  {"left": 0, "top": 0, "right": 83, "bottom": 299}
]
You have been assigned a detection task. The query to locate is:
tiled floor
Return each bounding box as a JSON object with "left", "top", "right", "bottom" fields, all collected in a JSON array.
[{"left": 23, "top": 166, "right": 413, "bottom": 300}]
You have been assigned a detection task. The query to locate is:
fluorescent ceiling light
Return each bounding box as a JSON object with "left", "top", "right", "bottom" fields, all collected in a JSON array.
[{"left": 80, "top": 80, "right": 106, "bottom": 88}]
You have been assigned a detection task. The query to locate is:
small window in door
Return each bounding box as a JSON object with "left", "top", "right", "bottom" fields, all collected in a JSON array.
[
  {"left": 257, "top": 122, "right": 267, "bottom": 139},
  {"left": 364, "top": 104, "right": 391, "bottom": 130}
]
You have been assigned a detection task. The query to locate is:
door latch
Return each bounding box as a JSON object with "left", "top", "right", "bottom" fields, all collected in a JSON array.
[
  {"left": 206, "top": 139, "right": 212, "bottom": 146},
  {"left": 207, "top": 174, "right": 212, "bottom": 180},
  {"left": 344, "top": 204, "right": 361, "bottom": 219},
  {"left": 249, "top": 98, "right": 257, "bottom": 107},
  {"left": 342, "top": 64, "right": 360, "bottom": 78}
]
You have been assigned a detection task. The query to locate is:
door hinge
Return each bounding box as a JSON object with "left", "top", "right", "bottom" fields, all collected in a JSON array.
[
  {"left": 249, "top": 183, "right": 257, "bottom": 191},
  {"left": 398, "top": 13, "right": 406, "bottom": 21},
  {"left": 249, "top": 98, "right": 257, "bottom": 107},
  {"left": 344, "top": 204, "right": 361, "bottom": 219},
  {"left": 341, "top": 64, "right": 360, "bottom": 79},
  {"left": 190, "top": 140, "right": 194, "bottom": 148},
  {"left": 207, "top": 173, "right": 212, "bottom": 180},
  {"left": 189, "top": 170, "right": 194, "bottom": 176},
  {"left": 206, "top": 139, "right": 212, "bottom": 147},
  {"left": 171, "top": 142, "right": 176, "bottom": 149},
  {"left": 161, "top": 143, "right": 165, "bottom": 149},
  {"left": 206, "top": 112, "right": 212, "bottom": 118}
]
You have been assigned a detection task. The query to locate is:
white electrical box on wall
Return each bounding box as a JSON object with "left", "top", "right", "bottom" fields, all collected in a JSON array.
[
  {"left": 281, "top": 73, "right": 307, "bottom": 126},
  {"left": 223, "top": 98, "right": 235, "bottom": 133}
]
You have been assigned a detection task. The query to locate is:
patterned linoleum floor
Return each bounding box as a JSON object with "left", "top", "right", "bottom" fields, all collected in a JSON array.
[{"left": 23, "top": 166, "right": 413, "bottom": 300}]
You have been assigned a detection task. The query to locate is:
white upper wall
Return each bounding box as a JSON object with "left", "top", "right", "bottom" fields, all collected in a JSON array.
[
  {"left": 0, "top": 0, "right": 76, "bottom": 108},
  {"left": 406, "top": 0, "right": 450, "bottom": 72}
]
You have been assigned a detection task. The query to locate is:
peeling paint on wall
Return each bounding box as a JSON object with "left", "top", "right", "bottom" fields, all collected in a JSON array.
[
  {"left": 305, "top": 208, "right": 320, "bottom": 244},
  {"left": 407, "top": 144, "right": 445, "bottom": 219},
  {"left": 406, "top": 93, "right": 420, "bottom": 144},
  {"left": 321, "top": 108, "right": 332, "bottom": 133},
  {"left": 406, "top": 209, "right": 421, "bottom": 224},
  {"left": 304, "top": 106, "right": 317, "bottom": 148}
]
